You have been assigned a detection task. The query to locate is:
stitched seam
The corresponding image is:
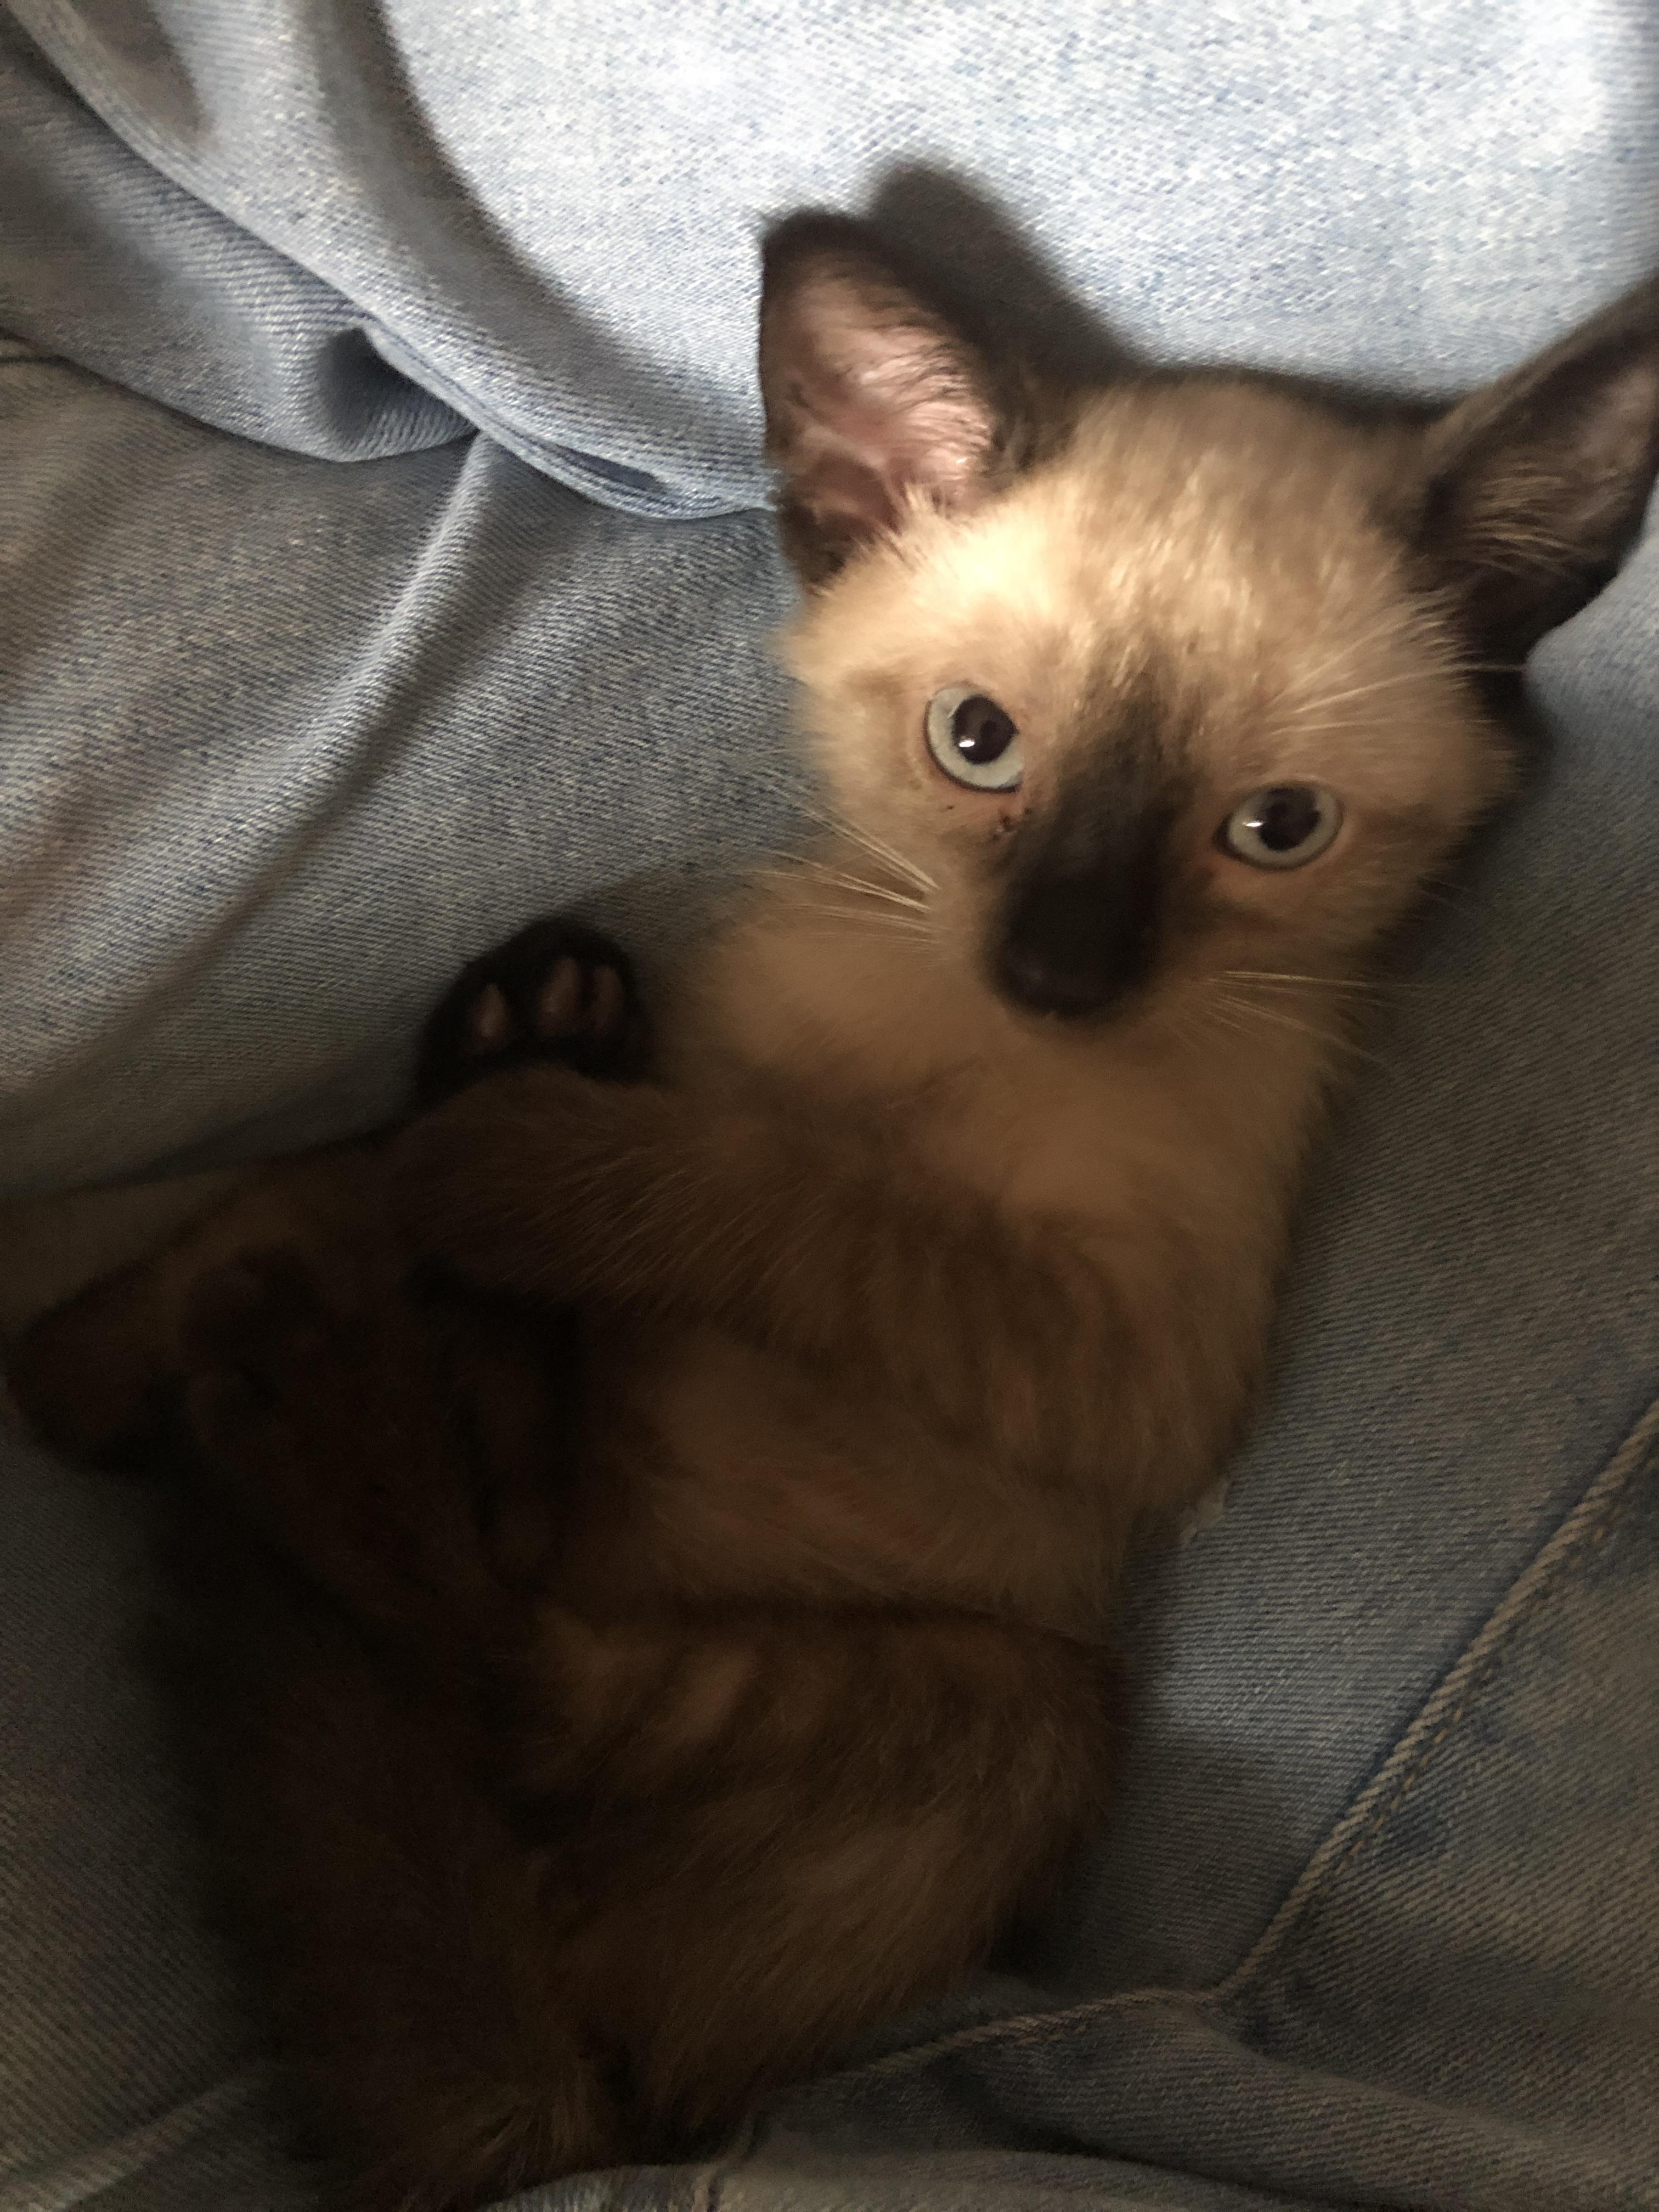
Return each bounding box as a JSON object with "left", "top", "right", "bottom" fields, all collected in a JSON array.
[
  {"left": 801, "top": 1388, "right": 1659, "bottom": 2090},
  {"left": 0, "top": 2067, "right": 271, "bottom": 2212},
  {"left": 1212, "top": 1430, "right": 1652, "bottom": 2021},
  {"left": 695, "top": 2111, "right": 764, "bottom": 2212}
]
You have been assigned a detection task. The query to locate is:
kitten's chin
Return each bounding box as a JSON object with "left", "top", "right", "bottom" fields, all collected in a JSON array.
[{"left": 996, "top": 989, "right": 1131, "bottom": 1032}]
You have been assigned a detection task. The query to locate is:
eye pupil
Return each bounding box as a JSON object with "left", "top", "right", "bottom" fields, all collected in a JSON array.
[
  {"left": 926, "top": 686, "right": 1024, "bottom": 791},
  {"left": 951, "top": 695, "right": 1015, "bottom": 765},
  {"left": 1250, "top": 787, "right": 1322, "bottom": 851},
  {"left": 1220, "top": 783, "right": 1343, "bottom": 870}
]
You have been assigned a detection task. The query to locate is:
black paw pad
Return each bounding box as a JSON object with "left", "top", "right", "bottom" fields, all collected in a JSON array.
[{"left": 414, "top": 917, "right": 651, "bottom": 1107}]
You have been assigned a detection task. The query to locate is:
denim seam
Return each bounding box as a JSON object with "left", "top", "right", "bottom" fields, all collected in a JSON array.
[
  {"left": 796, "top": 1386, "right": 1659, "bottom": 2090},
  {"left": 691, "top": 2111, "right": 765, "bottom": 2212},
  {"left": 0, "top": 2064, "right": 272, "bottom": 2212}
]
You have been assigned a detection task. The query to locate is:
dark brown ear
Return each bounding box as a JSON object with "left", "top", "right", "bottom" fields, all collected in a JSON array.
[
  {"left": 758, "top": 212, "right": 1030, "bottom": 584},
  {"left": 1413, "top": 274, "right": 1659, "bottom": 667}
]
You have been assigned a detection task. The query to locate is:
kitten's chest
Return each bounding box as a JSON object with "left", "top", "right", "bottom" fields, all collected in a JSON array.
[
  {"left": 675, "top": 908, "right": 1253, "bottom": 1243},
  {"left": 566, "top": 1321, "right": 1116, "bottom": 1635}
]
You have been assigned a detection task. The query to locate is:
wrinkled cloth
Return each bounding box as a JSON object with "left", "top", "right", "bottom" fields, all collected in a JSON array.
[{"left": 1, "top": 5, "right": 1657, "bottom": 2210}]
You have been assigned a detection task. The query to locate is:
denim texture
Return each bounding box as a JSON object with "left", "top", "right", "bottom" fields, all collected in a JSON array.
[
  {"left": 1, "top": 3, "right": 1656, "bottom": 2208},
  {"left": 6, "top": 0, "right": 1659, "bottom": 515}
]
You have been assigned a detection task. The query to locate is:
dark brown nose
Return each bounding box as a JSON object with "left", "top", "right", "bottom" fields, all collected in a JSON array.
[{"left": 992, "top": 865, "right": 1159, "bottom": 1020}]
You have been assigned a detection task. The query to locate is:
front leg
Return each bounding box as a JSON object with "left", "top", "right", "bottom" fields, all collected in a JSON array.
[
  {"left": 175, "top": 1250, "right": 499, "bottom": 1639},
  {"left": 174, "top": 1248, "right": 575, "bottom": 1640},
  {"left": 393, "top": 1062, "right": 1217, "bottom": 1508}
]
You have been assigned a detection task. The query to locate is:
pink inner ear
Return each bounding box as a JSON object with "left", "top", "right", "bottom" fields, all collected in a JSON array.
[{"left": 768, "top": 270, "right": 998, "bottom": 541}]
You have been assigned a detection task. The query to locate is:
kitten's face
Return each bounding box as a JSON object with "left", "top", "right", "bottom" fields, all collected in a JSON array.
[
  {"left": 760, "top": 215, "right": 1657, "bottom": 1029},
  {"left": 783, "top": 381, "right": 1511, "bottom": 1023}
]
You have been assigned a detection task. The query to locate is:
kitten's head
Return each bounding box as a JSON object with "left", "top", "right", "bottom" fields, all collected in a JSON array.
[{"left": 759, "top": 213, "right": 1659, "bottom": 1022}]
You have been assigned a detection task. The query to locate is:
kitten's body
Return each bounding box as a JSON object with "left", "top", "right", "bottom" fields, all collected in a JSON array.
[
  {"left": 433, "top": 374, "right": 1505, "bottom": 1635},
  {"left": 586, "top": 878, "right": 1299, "bottom": 1633},
  {"left": 12, "top": 222, "right": 1658, "bottom": 2210}
]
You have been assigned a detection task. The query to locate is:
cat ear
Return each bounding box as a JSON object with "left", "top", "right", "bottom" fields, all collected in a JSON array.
[
  {"left": 1411, "top": 275, "right": 1659, "bottom": 667},
  {"left": 759, "top": 214, "right": 1022, "bottom": 584}
]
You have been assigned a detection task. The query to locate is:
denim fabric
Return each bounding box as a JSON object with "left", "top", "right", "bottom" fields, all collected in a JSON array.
[
  {"left": 0, "top": 13, "right": 467, "bottom": 463},
  {"left": 2, "top": 3, "right": 1657, "bottom": 2209},
  {"left": 5, "top": 1, "right": 1659, "bottom": 514},
  {"left": 0, "top": 339, "right": 802, "bottom": 1194}
]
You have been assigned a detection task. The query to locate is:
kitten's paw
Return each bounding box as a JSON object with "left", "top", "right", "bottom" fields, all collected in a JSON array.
[
  {"left": 414, "top": 918, "right": 651, "bottom": 1108},
  {"left": 177, "top": 1248, "right": 344, "bottom": 1460},
  {"left": 6, "top": 1263, "right": 176, "bottom": 1468}
]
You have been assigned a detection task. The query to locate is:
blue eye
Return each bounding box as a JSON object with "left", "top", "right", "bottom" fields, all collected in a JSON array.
[
  {"left": 926, "top": 687, "right": 1024, "bottom": 792},
  {"left": 1220, "top": 785, "right": 1343, "bottom": 869}
]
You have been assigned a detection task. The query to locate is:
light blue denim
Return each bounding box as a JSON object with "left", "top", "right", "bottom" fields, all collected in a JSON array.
[{"left": 1, "top": 4, "right": 1656, "bottom": 2209}]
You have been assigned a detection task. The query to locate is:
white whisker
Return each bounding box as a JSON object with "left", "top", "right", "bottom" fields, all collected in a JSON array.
[
  {"left": 793, "top": 904, "right": 935, "bottom": 941},
  {"left": 1209, "top": 989, "right": 1395, "bottom": 1075},
  {"left": 1219, "top": 968, "right": 1396, "bottom": 1001},
  {"left": 797, "top": 861, "right": 928, "bottom": 913},
  {"left": 794, "top": 802, "right": 939, "bottom": 897}
]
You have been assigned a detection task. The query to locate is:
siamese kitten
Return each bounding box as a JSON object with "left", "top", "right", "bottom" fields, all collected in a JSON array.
[{"left": 11, "top": 217, "right": 1659, "bottom": 2212}]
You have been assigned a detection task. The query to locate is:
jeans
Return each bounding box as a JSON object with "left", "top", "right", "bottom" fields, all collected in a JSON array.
[{"left": 1, "top": 4, "right": 1656, "bottom": 2208}]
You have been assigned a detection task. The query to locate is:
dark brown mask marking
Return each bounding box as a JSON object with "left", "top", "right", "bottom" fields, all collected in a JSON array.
[{"left": 991, "top": 724, "right": 1183, "bottom": 1022}]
